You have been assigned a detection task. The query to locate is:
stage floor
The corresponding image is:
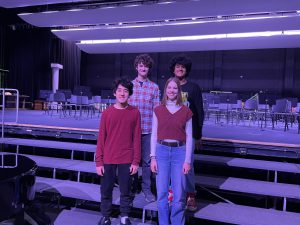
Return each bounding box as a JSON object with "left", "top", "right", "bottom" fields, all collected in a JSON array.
[{"left": 2, "top": 109, "right": 300, "bottom": 147}]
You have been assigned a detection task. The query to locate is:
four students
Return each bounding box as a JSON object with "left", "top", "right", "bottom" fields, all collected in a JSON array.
[{"left": 96, "top": 54, "right": 203, "bottom": 224}]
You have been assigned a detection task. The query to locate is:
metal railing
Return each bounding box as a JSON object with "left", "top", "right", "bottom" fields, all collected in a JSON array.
[
  {"left": 0, "top": 153, "right": 18, "bottom": 168},
  {"left": 0, "top": 88, "right": 19, "bottom": 138}
]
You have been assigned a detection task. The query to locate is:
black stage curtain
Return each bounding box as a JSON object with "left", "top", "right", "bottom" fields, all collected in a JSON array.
[
  {"left": 7, "top": 28, "right": 81, "bottom": 100},
  {"left": 7, "top": 28, "right": 52, "bottom": 100},
  {"left": 0, "top": 9, "right": 9, "bottom": 88},
  {"left": 0, "top": 25, "right": 5, "bottom": 68},
  {"left": 0, "top": 25, "right": 7, "bottom": 85},
  {"left": 51, "top": 37, "right": 81, "bottom": 91}
]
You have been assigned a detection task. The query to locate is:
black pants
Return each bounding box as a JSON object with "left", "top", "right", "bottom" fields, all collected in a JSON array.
[{"left": 101, "top": 164, "right": 132, "bottom": 217}]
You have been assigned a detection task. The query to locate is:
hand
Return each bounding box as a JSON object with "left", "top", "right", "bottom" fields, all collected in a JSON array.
[
  {"left": 96, "top": 166, "right": 104, "bottom": 176},
  {"left": 182, "top": 162, "right": 191, "bottom": 174},
  {"left": 150, "top": 159, "right": 158, "bottom": 173},
  {"left": 194, "top": 139, "right": 203, "bottom": 152},
  {"left": 130, "top": 164, "right": 139, "bottom": 175}
]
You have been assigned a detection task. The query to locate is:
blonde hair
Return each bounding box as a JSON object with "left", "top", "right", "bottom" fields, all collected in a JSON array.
[{"left": 161, "top": 77, "right": 183, "bottom": 106}]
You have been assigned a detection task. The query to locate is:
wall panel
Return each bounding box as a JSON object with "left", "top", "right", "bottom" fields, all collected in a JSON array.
[{"left": 81, "top": 48, "right": 300, "bottom": 99}]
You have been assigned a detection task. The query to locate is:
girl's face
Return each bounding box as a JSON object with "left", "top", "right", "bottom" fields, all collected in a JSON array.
[{"left": 166, "top": 80, "right": 178, "bottom": 101}]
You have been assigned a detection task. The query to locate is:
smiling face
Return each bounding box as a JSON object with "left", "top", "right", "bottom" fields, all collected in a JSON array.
[
  {"left": 166, "top": 80, "right": 179, "bottom": 101},
  {"left": 173, "top": 63, "right": 187, "bottom": 80},
  {"left": 114, "top": 84, "right": 130, "bottom": 105},
  {"left": 136, "top": 62, "right": 150, "bottom": 80}
]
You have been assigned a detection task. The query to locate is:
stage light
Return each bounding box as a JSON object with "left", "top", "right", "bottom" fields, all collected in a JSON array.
[
  {"left": 157, "top": 1, "right": 174, "bottom": 4},
  {"left": 66, "top": 9, "right": 83, "bottom": 12},
  {"left": 284, "top": 30, "right": 300, "bottom": 35},
  {"left": 227, "top": 31, "right": 282, "bottom": 38},
  {"left": 78, "top": 29, "right": 300, "bottom": 45},
  {"left": 81, "top": 39, "right": 120, "bottom": 44},
  {"left": 121, "top": 38, "right": 161, "bottom": 43},
  {"left": 124, "top": 4, "right": 139, "bottom": 8},
  {"left": 18, "top": 13, "right": 32, "bottom": 16},
  {"left": 161, "top": 34, "right": 226, "bottom": 41},
  {"left": 42, "top": 11, "right": 59, "bottom": 14}
]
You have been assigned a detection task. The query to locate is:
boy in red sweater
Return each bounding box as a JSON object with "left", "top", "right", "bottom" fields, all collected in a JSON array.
[{"left": 96, "top": 78, "right": 141, "bottom": 225}]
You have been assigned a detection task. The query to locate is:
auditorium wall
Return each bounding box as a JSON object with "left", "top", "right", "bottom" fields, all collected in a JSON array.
[{"left": 81, "top": 48, "right": 300, "bottom": 99}]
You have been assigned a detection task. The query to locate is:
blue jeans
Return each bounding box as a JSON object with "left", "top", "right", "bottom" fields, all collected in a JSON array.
[
  {"left": 184, "top": 139, "right": 195, "bottom": 193},
  {"left": 156, "top": 143, "right": 186, "bottom": 225},
  {"left": 141, "top": 134, "right": 152, "bottom": 192}
]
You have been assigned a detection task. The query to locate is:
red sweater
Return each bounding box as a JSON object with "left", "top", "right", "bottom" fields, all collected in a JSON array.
[
  {"left": 154, "top": 105, "right": 193, "bottom": 142},
  {"left": 95, "top": 105, "right": 141, "bottom": 167}
]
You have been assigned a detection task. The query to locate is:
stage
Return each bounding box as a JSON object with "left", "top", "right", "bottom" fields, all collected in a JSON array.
[
  {"left": 2, "top": 109, "right": 300, "bottom": 158},
  {"left": 2, "top": 109, "right": 300, "bottom": 225}
]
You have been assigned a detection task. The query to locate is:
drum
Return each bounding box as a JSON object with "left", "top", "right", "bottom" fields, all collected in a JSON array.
[{"left": 0, "top": 154, "right": 37, "bottom": 222}]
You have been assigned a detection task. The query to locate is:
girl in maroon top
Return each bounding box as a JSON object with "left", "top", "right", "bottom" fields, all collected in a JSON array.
[{"left": 150, "top": 77, "right": 193, "bottom": 225}]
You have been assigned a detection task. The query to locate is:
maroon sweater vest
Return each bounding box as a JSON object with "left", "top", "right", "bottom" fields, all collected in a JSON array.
[{"left": 154, "top": 105, "right": 193, "bottom": 142}]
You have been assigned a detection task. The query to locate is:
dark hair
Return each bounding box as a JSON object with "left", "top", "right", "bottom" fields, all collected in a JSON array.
[
  {"left": 169, "top": 55, "right": 192, "bottom": 77},
  {"left": 161, "top": 77, "right": 183, "bottom": 106},
  {"left": 112, "top": 78, "right": 133, "bottom": 96},
  {"left": 134, "top": 54, "right": 154, "bottom": 69}
]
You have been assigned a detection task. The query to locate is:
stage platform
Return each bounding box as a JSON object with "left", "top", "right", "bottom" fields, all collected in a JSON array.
[
  {"left": 2, "top": 109, "right": 300, "bottom": 225},
  {"left": 2, "top": 109, "right": 300, "bottom": 158}
]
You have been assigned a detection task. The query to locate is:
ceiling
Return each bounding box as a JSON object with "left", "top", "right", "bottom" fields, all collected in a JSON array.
[
  {"left": 1, "top": 0, "right": 300, "bottom": 54},
  {"left": 0, "top": 0, "right": 109, "bottom": 9}
]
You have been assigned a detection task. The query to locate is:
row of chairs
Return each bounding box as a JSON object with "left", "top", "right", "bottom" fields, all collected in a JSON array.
[
  {"left": 205, "top": 98, "right": 300, "bottom": 132},
  {"left": 202, "top": 92, "right": 298, "bottom": 107},
  {"left": 45, "top": 93, "right": 115, "bottom": 118}
]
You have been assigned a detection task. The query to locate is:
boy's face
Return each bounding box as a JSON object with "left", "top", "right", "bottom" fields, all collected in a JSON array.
[
  {"left": 114, "top": 84, "right": 130, "bottom": 104},
  {"left": 173, "top": 63, "right": 187, "bottom": 80},
  {"left": 136, "top": 62, "right": 150, "bottom": 79}
]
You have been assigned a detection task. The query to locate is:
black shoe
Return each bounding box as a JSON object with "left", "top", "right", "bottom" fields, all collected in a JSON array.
[
  {"left": 98, "top": 217, "right": 111, "bottom": 225},
  {"left": 120, "top": 217, "right": 131, "bottom": 225}
]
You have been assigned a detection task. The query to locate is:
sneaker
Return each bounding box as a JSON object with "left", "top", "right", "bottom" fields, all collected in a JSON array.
[
  {"left": 120, "top": 217, "right": 132, "bottom": 225},
  {"left": 186, "top": 193, "right": 197, "bottom": 212},
  {"left": 143, "top": 190, "right": 156, "bottom": 202},
  {"left": 98, "top": 217, "right": 111, "bottom": 225}
]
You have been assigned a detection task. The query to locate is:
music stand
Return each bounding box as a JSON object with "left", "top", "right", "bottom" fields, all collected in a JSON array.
[
  {"left": 57, "top": 89, "right": 72, "bottom": 100},
  {"left": 219, "top": 93, "right": 238, "bottom": 123},
  {"left": 73, "top": 86, "right": 92, "bottom": 99},
  {"left": 39, "top": 90, "right": 53, "bottom": 100},
  {"left": 219, "top": 93, "right": 237, "bottom": 104},
  {"left": 101, "top": 90, "right": 114, "bottom": 105},
  {"left": 258, "top": 93, "right": 270, "bottom": 129},
  {"left": 38, "top": 90, "right": 53, "bottom": 111},
  {"left": 286, "top": 97, "right": 298, "bottom": 108}
]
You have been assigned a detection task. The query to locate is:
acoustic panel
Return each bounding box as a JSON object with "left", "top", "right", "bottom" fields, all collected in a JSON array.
[
  {"left": 0, "top": 0, "right": 90, "bottom": 8},
  {"left": 76, "top": 35, "right": 300, "bottom": 54},
  {"left": 52, "top": 17, "right": 300, "bottom": 41},
  {"left": 19, "top": 0, "right": 300, "bottom": 27}
]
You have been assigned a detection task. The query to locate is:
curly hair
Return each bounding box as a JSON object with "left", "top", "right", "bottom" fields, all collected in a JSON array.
[
  {"left": 169, "top": 55, "right": 192, "bottom": 77},
  {"left": 134, "top": 54, "right": 154, "bottom": 69},
  {"left": 112, "top": 77, "right": 133, "bottom": 96}
]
